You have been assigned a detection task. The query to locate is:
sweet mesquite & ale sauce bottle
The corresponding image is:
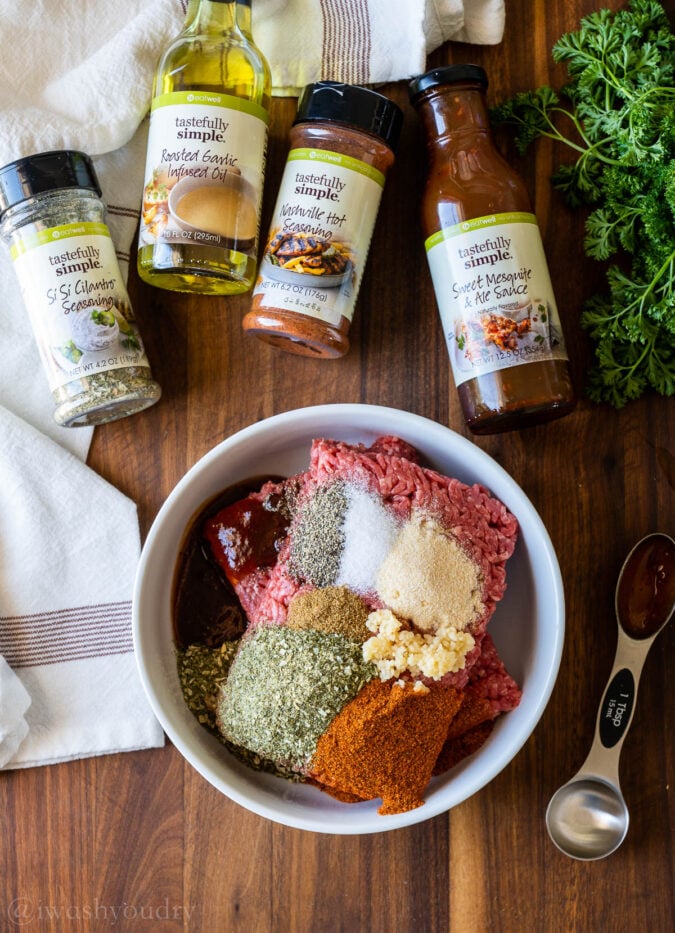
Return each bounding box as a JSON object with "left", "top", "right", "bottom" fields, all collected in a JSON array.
[{"left": 409, "top": 64, "right": 575, "bottom": 434}]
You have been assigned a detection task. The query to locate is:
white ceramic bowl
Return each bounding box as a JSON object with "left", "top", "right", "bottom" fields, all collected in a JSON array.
[{"left": 133, "top": 404, "right": 564, "bottom": 834}]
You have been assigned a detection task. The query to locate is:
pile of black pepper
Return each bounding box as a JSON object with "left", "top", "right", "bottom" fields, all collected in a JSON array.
[{"left": 288, "top": 481, "right": 347, "bottom": 586}]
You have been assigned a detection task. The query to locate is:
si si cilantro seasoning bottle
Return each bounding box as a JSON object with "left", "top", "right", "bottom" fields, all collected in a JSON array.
[
  {"left": 243, "top": 81, "right": 402, "bottom": 357},
  {"left": 409, "top": 65, "right": 575, "bottom": 434},
  {"left": 0, "top": 150, "right": 161, "bottom": 427}
]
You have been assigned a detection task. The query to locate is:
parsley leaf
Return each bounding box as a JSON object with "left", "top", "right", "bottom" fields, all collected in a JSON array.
[{"left": 492, "top": 0, "right": 675, "bottom": 406}]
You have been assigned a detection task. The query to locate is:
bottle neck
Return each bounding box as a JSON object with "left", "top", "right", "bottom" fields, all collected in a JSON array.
[
  {"left": 415, "top": 82, "right": 492, "bottom": 145},
  {"left": 184, "top": 0, "right": 252, "bottom": 37}
]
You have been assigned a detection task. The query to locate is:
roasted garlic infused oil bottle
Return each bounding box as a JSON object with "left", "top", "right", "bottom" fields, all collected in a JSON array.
[
  {"left": 137, "top": 0, "right": 271, "bottom": 295},
  {"left": 410, "top": 65, "right": 575, "bottom": 434}
]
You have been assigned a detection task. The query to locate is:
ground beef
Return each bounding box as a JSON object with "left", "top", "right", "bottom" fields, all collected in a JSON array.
[
  {"left": 212, "top": 437, "right": 520, "bottom": 702},
  {"left": 242, "top": 436, "right": 515, "bottom": 613}
]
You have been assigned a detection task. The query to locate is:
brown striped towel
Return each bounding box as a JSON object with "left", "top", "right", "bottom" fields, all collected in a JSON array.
[
  {"left": 0, "top": 410, "right": 164, "bottom": 767},
  {"left": 255, "top": 1, "right": 506, "bottom": 95}
]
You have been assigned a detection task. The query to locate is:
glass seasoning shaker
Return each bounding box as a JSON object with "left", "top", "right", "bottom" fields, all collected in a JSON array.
[
  {"left": 243, "top": 81, "right": 403, "bottom": 357},
  {"left": 137, "top": 0, "right": 271, "bottom": 295},
  {"left": 409, "top": 65, "right": 575, "bottom": 434},
  {"left": 0, "top": 150, "right": 161, "bottom": 428}
]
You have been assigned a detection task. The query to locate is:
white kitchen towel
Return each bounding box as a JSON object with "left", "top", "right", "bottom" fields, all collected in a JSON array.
[
  {"left": 0, "top": 408, "right": 164, "bottom": 767},
  {"left": 255, "top": 0, "right": 505, "bottom": 94},
  {"left": 0, "top": 655, "right": 30, "bottom": 768},
  {"left": 0, "top": 0, "right": 506, "bottom": 171},
  {"left": 0, "top": 0, "right": 504, "bottom": 768},
  {"left": 0, "top": 1, "right": 183, "bottom": 768}
]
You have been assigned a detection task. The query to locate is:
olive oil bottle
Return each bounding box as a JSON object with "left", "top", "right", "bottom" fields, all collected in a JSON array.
[{"left": 137, "top": 0, "right": 271, "bottom": 295}]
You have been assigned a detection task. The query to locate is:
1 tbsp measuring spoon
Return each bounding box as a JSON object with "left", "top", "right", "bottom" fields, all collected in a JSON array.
[{"left": 545, "top": 532, "right": 675, "bottom": 860}]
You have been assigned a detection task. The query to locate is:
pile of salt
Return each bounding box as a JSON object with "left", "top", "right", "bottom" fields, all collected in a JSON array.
[{"left": 335, "top": 486, "right": 400, "bottom": 595}]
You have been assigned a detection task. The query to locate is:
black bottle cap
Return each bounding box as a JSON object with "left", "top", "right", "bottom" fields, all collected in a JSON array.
[
  {"left": 408, "top": 64, "right": 488, "bottom": 104},
  {"left": 0, "top": 150, "right": 101, "bottom": 217},
  {"left": 294, "top": 81, "right": 403, "bottom": 151}
]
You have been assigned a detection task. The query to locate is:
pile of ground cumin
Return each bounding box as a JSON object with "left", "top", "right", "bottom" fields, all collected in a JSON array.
[{"left": 286, "top": 585, "right": 371, "bottom": 642}]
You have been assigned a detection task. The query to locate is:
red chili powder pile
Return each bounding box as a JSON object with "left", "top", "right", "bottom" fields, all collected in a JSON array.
[
  {"left": 309, "top": 678, "right": 464, "bottom": 815},
  {"left": 432, "top": 694, "right": 496, "bottom": 775}
]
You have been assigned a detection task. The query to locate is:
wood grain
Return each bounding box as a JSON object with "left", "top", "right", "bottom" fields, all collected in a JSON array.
[{"left": 2, "top": 2, "right": 674, "bottom": 930}]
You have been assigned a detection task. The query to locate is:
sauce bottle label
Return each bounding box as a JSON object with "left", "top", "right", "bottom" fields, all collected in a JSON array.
[
  {"left": 10, "top": 223, "right": 151, "bottom": 391},
  {"left": 425, "top": 212, "right": 569, "bottom": 386},
  {"left": 139, "top": 91, "right": 269, "bottom": 261},
  {"left": 252, "top": 147, "right": 385, "bottom": 325}
]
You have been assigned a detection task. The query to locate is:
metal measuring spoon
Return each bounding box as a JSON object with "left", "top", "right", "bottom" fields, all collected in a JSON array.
[{"left": 546, "top": 532, "right": 675, "bottom": 860}]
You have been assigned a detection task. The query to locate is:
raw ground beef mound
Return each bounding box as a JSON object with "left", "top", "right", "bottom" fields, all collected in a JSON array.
[
  {"left": 227, "top": 437, "right": 521, "bottom": 715},
  {"left": 239, "top": 437, "right": 517, "bottom": 621}
]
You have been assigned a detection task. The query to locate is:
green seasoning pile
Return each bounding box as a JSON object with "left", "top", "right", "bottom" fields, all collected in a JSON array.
[
  {"left": 177, "top": 642, "right": 239, "bottom": 732},
  {"left": 492, "top": 0, "right": 675, "bottom": 406},
  {"left": 177, "top": 639, "right": 304, "bottom": 780},
  {"left": 216, "top": 626, "right": 377, "bottom": 770}
]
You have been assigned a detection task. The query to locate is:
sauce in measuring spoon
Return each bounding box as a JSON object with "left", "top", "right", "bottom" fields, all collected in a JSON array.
[{"left": 616, "top": 533, "right": 675, "bottom": 639}]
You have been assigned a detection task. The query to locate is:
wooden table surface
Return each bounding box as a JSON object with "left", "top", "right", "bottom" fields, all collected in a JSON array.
[{"left": 3, "top": 1, "right": 674, "bottom": 930}]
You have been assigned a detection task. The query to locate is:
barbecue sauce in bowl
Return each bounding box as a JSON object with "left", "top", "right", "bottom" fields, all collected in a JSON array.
[{"left": 173, "top": 477, "right": 289, "bottom": 648}]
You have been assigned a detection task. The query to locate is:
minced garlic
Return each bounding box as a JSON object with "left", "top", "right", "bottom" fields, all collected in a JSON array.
[{"left": 363, "top": 608, "right": 475, "bottom": 681}]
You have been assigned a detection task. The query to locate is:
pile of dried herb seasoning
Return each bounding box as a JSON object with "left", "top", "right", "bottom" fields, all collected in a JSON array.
[
  {"left": 216, "top": 626, "right": 377, "bottom": 770},
  {"left": 176, "top": 640, "right": 304, "bottom": 781},
  {"left": 177, "top": 641, "right": 239, "bottom": 732}
]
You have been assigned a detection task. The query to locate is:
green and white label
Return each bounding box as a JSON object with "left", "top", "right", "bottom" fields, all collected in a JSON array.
[
  {"left": 139, "top": 91, "right": 268, "bottom": 258},
  {"left": 252, "top": 147, "right": 385, "bottom": 326},
  {"left": 426, "top": 212, "right": 568, "bottom": 386},
  {"left": 11, "top": 223, "right": 150, "bottom": 391}
]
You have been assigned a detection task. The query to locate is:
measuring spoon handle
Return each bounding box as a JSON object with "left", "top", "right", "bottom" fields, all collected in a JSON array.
[{"left": 577, "top": 628, "right": 657, "bottom": 783}]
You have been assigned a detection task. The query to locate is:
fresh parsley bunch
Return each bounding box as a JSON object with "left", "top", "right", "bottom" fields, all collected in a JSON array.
[{"left": 492, "top": 0, "right": 675, "bottom": 406}]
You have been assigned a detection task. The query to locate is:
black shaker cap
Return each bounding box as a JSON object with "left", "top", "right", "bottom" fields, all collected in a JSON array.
[
  {"left": 0, "top": 150, "right": 101, "bottom": 217},
  {"left": 295, "top": 81, "right": 403, "bottom": 151}
]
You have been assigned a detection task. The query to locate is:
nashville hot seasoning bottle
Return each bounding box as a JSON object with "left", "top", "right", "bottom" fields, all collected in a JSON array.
[
  {"left": 409, "top": 65, "right": 575, "bottom": 434},
  {"left": 137, "top": 0, "right": 271, "bottom": 295},
  {"left": 243, "top": 81, "right": 402, "bottom": 357}
]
